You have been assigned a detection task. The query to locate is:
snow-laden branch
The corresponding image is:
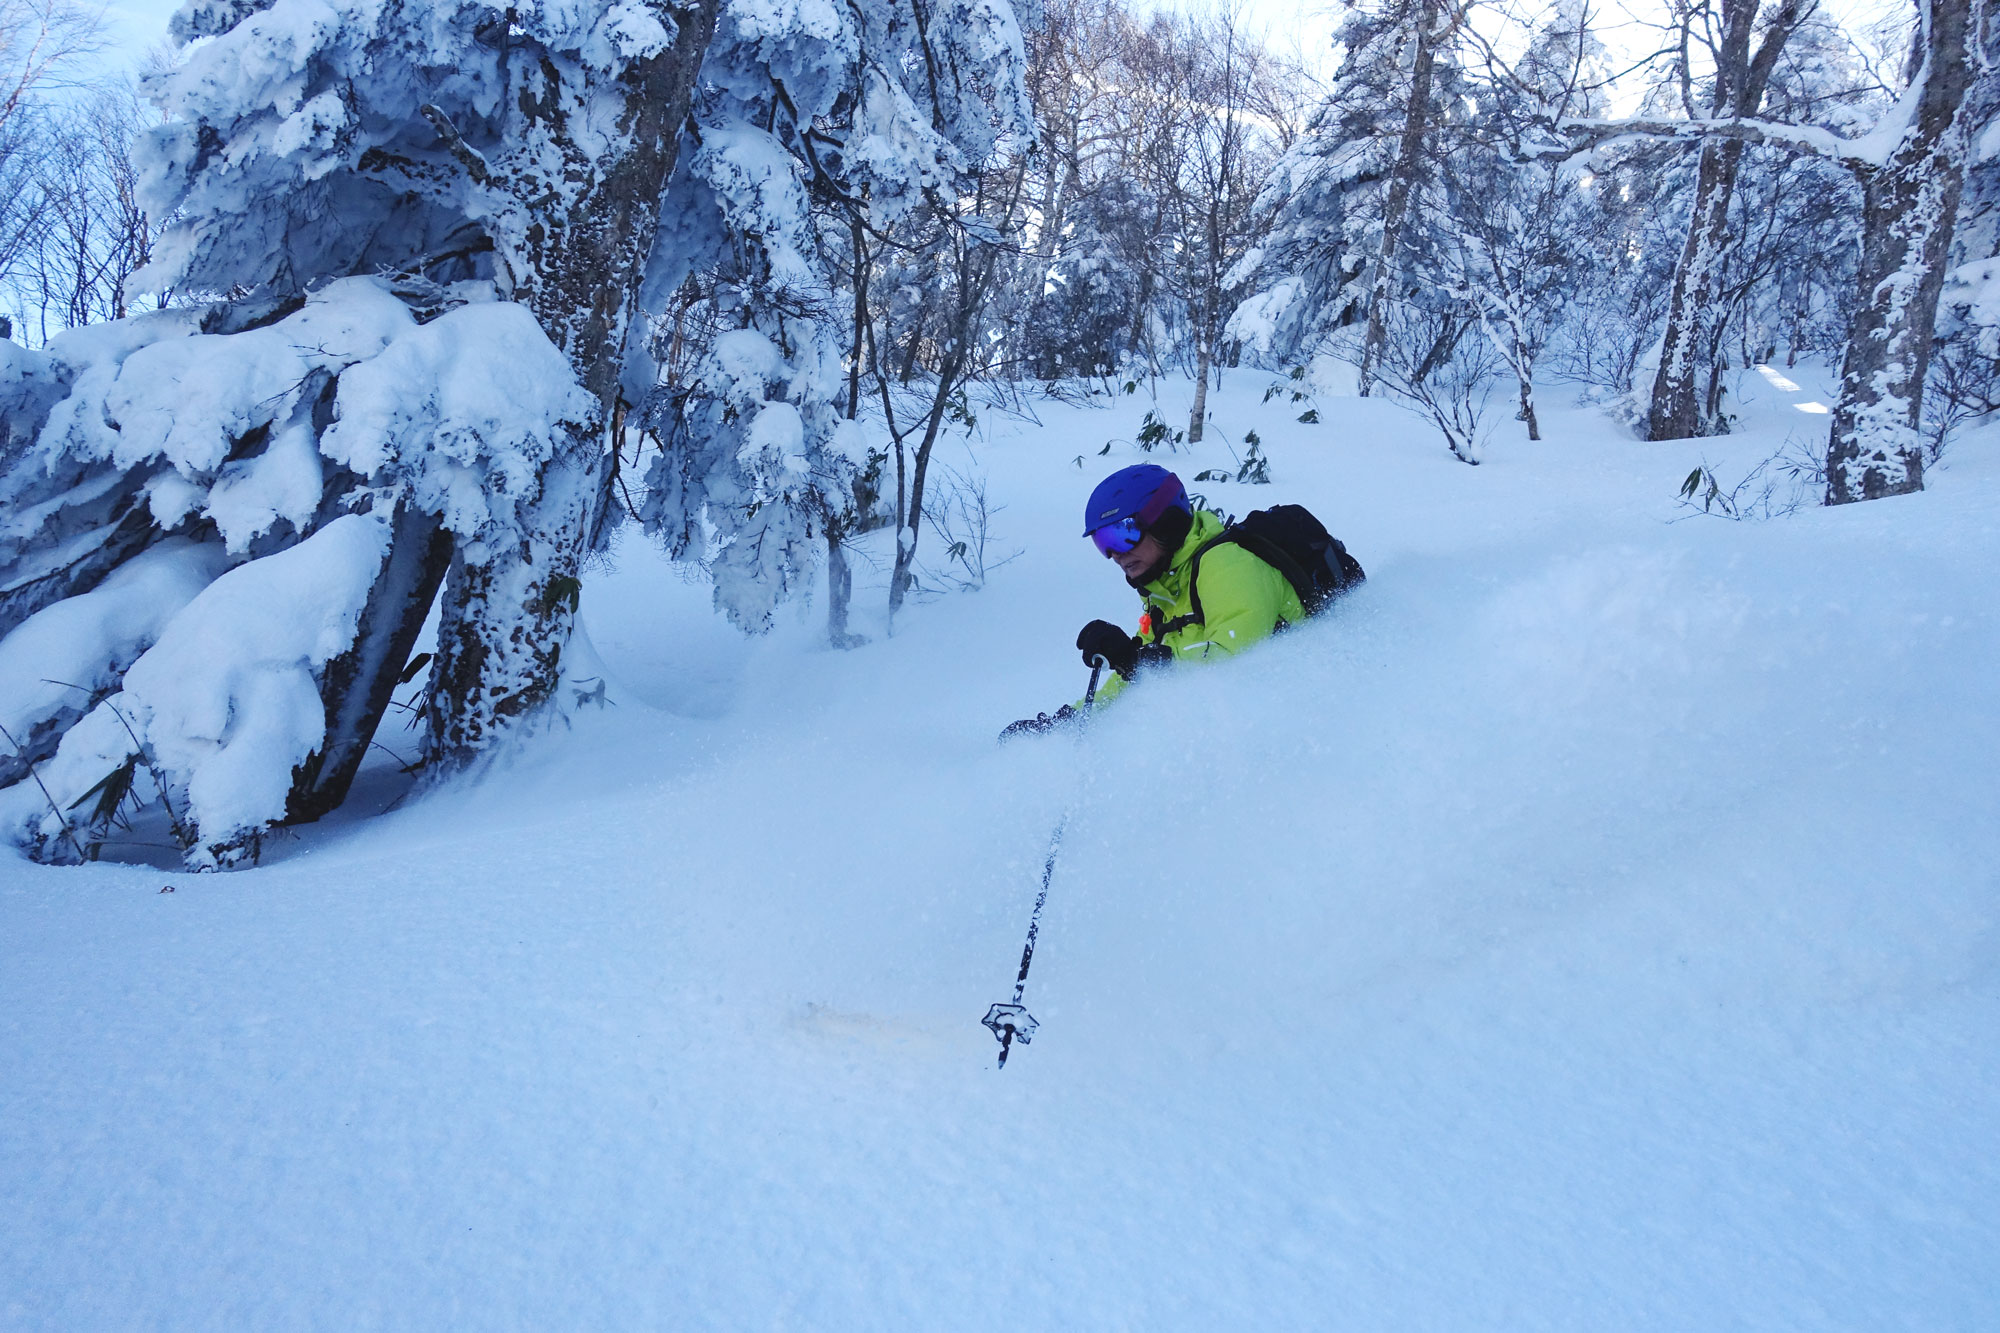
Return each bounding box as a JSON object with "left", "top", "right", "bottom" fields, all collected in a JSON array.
[
  {"left": 1551, "top": 115, "right": 1881, "bottom": 172},
  {"left": 1550, "top": 40, "right": 1934, "bottom": 178}
]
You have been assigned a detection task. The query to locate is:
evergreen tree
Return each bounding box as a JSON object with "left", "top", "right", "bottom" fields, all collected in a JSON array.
[{"left": 1225, "top": 0, "right": 1473, "bottom": 384}]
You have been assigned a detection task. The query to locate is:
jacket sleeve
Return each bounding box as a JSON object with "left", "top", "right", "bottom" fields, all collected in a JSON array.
[{"left": 1168, "top": 544, "right": 1298, "bottom": 661}]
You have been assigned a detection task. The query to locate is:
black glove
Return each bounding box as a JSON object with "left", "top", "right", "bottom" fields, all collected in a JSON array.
[
  {"left": 999, "top": 704, "right": 1078, "bottom": 742},
  {"left": 1077, "top": 620, "right": 1140, "bottom": 679}
]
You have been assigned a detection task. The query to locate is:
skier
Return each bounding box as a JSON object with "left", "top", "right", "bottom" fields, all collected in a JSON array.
[{"left": 1002, "top": 464, "right": 1306, "bottom": 738}]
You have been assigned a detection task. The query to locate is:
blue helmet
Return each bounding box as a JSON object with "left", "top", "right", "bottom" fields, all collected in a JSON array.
[{"left": 1081, "top": 464, "right": 1189, "bottom": 537}]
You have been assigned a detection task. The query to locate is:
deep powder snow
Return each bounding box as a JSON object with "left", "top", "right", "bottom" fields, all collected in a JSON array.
[{"left": 3, "top": 369, "right": 1996, "bottom": 1329}]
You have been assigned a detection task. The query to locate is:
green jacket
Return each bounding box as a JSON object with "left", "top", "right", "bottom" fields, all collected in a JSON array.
[{"left": 1089, "top": 508, "right": 1307, "bottom": 706}]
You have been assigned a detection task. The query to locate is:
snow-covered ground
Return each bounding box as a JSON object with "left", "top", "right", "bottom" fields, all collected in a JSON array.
[{"left": 5, "top": 367, "right": 1997, "bottom": 1329}]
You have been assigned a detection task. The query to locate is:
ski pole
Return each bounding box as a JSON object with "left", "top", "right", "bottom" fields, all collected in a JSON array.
[{"left": 983, "top": 658, "right": 1104, "bottom": 1068}]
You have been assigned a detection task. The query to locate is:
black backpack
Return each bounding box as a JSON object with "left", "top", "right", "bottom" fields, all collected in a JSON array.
[{"left": 1173, "top": 504, "right": 1365, "bottom": 632}]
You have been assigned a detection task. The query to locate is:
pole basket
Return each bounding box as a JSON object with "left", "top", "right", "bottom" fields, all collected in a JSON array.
[{"left": 982, "top": 1002, "right": 1038, "bottom": 1051}]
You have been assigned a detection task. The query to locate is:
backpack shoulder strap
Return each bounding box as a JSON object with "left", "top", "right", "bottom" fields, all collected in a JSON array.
[
  {"left": 1149, "top": 532, "right": 1231, "bottom": 640},
  {"left": 1156, "top": 526, "right": 1315, "bottom": 637}
]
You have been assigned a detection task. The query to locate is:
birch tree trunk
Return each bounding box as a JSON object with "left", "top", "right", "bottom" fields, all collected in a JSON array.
[
  {"left": 826, "top": 528, "right": 857, "bottom": 648},
  {"left": 1515, "top": 335, "right": 1540, "bottom": 440},
  {"left": 1188, "top": 337, "right": 1212, "bottom": 442}
]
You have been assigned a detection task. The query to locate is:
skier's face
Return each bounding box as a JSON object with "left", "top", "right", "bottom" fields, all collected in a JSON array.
[{"left": 1114, "top": 534, "right": 1168, "bottom": 585}]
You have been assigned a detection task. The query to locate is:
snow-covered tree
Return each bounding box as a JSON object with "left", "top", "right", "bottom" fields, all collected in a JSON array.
[
  {"left": 1818, "top": 0, "right": 1999, "bottom": 501},
  {"left": 0, "top": 0, "right": 725, "bottom": 868},
  {"left": 1225, "top": 0, "right": 1475, "bottom": 389},
  {"left": 1927, "top": 84, "right": 2000, "bottom": 449},
  {"left": 625, "top": 0, "right": 1031, "bottom": 629},
  {"left": 1021, "top": 173, "right": 1152, "bottom": 379},
  {"left": 1, "top": 283, "right": 576, "bottom": 866},
  {"left": 0, "top": 0, "right": 1031, "bottom": 867}
]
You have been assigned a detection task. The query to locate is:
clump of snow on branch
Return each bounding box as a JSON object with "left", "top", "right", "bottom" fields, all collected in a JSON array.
[
  {"left": 0, "top": 541, "right": 229, "bottom": 789},
  {"left": 323, "top": 299, "right": 595, "bottom": 537},
  {"left": 12, "top": 278, "right": 587, "bottom": 550},
  {"left": 3, "top": 514, "right": 391, "bottom": 868},
  {"left": 140, "top": 0, "right": 687, "bottom": 301}
]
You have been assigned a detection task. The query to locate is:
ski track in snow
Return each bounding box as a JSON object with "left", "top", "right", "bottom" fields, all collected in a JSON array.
[{"left": 4, "top": 367, "right": 1998, "bottom": 1329}]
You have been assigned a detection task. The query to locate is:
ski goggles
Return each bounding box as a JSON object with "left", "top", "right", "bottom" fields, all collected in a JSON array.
[{"left": 1090, "top": 516, "right": 1145, "bottom": 557}]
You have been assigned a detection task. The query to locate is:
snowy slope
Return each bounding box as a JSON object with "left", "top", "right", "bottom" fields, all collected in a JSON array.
[{"left": 4, "top": 368, "right": 1997, "bottom": 1330}]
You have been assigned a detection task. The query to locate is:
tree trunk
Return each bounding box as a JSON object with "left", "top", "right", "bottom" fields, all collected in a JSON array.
[
  {"left": 515, "top": 6, "right": 721, "bottom": 411},
  {"left": 849, "top": 215, "right": 868, "bottom": 419},
  {"left": 425, "top": 0, "right": 720, "bottom": 767},
  {"left": 826, "top": 528, "right": 859, "bottom": 648},
  {"left": 1127, "top": 198, "right": 1168, "bottom": 373},
  {"left": 286, "top": 497, "right": 450, "bottom": 821},
  {"left": 1357, "top": 0, "right": 1444, "bottom": 398},
  {"left": 897, "top": 320, "right": 923, "bottom": 382},
  {"left": 427, "top": 453, "right": 597, "bottom": 766},
  {"left": 1648, "top": 138, "right": 1747, "bottom": 439},
  {"left": 1188, "top": 340, "right": 1211, "bottom": 442},
  {"left": 887, "top": 347, "right": 965, "bottom": 617},
  {"left": 1646, "top": 0, "right": 1812, "bottom": 439},
  {"left": 1825, "top": 0, "right": 1985, "bottom": 504},
  {"left": 1516, "top": 340, "right": 1540, "bottom": 441}
]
